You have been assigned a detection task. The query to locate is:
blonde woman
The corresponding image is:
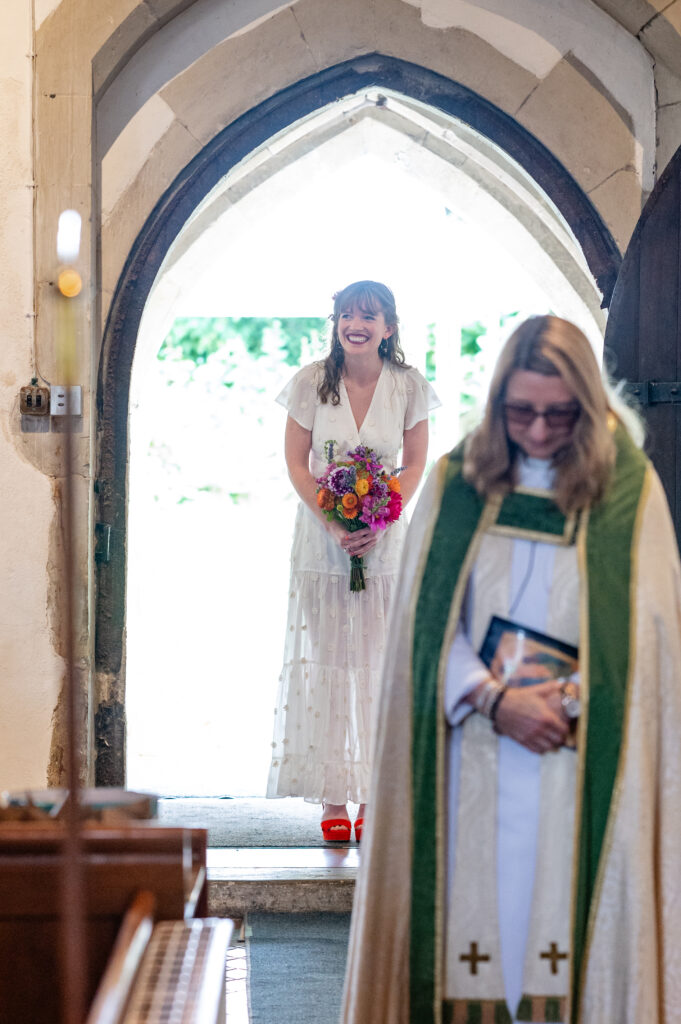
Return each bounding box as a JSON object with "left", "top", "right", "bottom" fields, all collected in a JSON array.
[{"left": 343, "top": 315, "right": 681, "bottom": 1024}]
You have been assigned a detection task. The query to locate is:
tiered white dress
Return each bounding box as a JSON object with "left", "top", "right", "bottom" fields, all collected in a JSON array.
[{"left": 266, "top": 359, "right": 439, "bottom": 805}]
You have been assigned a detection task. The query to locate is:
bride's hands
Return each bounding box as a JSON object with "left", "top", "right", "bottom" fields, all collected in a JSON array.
[
  {"left": 326, "top": 520, "right": 381, "bottom": 557},
  {"left": 346, "top": 528, "right": 380, "bottom": 557}
]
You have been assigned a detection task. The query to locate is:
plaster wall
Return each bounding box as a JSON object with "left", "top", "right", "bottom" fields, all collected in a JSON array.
[
  {"left": 0, "top": 0, "right": 64, "bottom": 789},
  {"left": 1, "top": 0, "right": 681, "bottom": 789}
]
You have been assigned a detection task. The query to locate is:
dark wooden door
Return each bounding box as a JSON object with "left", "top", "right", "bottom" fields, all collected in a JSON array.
[{"left": 604, "top": 144, "right": 681, "bottom": 546}]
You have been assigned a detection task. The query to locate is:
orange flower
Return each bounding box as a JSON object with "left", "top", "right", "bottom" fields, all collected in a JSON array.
[
  {"left": 343, "top": 507, "right": 359, "bottom": 519},
  {"left": 342, "top": 492, "right": 359, "bottom": 510},
  {"left": 317, "top": 488, "right": 335, "bottom": 510},
  {"left": 355, "top": 477, "right": 370, "bottom": 496},
  {"left": 388, "top": 476, "right": 401, "bottom": 493}
]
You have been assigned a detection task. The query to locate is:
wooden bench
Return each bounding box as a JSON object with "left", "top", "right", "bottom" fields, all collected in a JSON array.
[{"left": 0, "top": 823, "right": 231, "bottom": 1023}]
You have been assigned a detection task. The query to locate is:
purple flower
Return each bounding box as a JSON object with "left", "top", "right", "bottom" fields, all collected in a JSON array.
[{"left": 328, "top": 466, "right": 356, "bottom": 495}]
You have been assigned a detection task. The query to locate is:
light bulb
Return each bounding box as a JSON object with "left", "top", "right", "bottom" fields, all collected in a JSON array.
[{"left": 57, "top": 209, "right": 82, "bottom": 263}]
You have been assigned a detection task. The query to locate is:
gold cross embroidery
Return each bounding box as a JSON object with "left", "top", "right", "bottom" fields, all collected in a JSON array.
[
  {"left": 460, "top": 942, "right": 491, "bottom": 975},
  {"left": 540, "top": 942, "right": 568, "bottom": 974}
]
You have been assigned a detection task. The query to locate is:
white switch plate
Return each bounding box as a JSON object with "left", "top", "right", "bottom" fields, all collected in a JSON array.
[{"left": 50, "top": 385, "right": 82, "bottom": 416}]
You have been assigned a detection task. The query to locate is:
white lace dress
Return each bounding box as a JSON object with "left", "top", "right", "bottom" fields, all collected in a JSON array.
[{"left": 266, "top": 360, "right": 440, "bottom": 805}]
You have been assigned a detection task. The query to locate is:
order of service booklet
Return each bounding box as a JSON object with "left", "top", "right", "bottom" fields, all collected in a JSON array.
[
  {"left": 479, "top": 615, "right": 579, "bottom": 747},
  {"left": 479, "top": 615, "right": 578, "bottom": 687}
]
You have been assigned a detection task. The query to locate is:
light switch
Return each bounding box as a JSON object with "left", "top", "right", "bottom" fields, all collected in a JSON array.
[{"left": 50, "top": 385, "right": 82, "bottom": 416}]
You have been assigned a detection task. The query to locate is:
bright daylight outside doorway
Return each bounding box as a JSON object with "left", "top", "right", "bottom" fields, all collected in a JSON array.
[{"left": 125, "top": 94, "right": 604, "bottom": 799}]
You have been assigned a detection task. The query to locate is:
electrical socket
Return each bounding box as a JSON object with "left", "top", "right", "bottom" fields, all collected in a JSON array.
[
  {"left": 50, "top": 385, "right": 82, "bottom": 416},
  {"left": 20, "top": 384, "right": 50, "bottom": 416}
]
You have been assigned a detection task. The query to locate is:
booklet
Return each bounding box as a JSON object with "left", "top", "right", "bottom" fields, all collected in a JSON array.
[{"left": 479, "top": 615, "right": 578, "bottom": 689}]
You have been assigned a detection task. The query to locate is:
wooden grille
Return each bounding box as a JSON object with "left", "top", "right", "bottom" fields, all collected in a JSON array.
[{"left": 122, "top": 919, "right": 231, "bottom": 1023}]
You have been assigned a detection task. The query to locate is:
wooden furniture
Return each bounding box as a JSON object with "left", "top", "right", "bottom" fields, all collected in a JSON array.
[
  {"left": 85, "top": 890, "right": 156, "bottom": 1024},
  {"left": 0, "top": 823, "right": 231, "bottom": 1023},
  {"left": 86, "top": 891, "right": 233, "bottom": 1024}
]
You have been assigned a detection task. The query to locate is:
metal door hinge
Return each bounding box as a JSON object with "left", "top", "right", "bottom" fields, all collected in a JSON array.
[
  {"left": 95, "top": 523, "right": 112, "bottom": 564},
  {"left": 625, "top": 381, "right": 681, "bottom": 405}
]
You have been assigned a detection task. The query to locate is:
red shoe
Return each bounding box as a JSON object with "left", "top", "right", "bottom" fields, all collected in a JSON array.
[
  {"left": 321, "top": 818, "right": 352, "bottom": 843},
  {"left": 354, "top": 817, "right": 364, "bottom": 843}
]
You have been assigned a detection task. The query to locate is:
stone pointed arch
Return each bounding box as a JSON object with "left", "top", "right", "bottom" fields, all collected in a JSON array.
[{"left": 95, "top": 53, "right": 621, "bottom": 784}]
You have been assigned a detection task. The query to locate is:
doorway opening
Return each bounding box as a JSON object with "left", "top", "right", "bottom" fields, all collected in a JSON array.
[{"left": 124, "top": 87, "right": 605, "bottom": 797}]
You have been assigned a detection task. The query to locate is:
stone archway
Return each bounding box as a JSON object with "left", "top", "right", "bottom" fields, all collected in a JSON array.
[{"left": 94, "top": 53, "right": 621, "bottom": 784}]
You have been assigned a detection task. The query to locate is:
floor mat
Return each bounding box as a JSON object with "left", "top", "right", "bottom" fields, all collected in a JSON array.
[
  {"left": 246, "top": 912, "right": 351, "bottom": 1023},
  {"left": 158, "top": 796, "right": 361, "bottom": 847}
]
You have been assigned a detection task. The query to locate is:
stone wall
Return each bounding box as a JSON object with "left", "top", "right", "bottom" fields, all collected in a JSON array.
[{"left": 0, "top": 1, "right": 64, "bottom": 789}]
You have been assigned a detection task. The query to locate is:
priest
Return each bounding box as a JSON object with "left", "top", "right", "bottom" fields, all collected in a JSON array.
[{"left": 341, "top": 315, "right": 681, "bottom": 1024}]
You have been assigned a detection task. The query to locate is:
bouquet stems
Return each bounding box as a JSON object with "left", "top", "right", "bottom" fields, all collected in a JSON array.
[{"left": 349, "top": 554, "right": 366, "bottom": 592}]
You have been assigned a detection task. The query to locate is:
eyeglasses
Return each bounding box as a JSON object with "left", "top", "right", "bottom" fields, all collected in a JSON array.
[{"left": 503, "top": 402, "right": 581, "bottom": 429}]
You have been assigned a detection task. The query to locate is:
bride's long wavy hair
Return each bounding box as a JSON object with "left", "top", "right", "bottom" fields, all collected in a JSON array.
[
  {"left": 463, "top": 315, "right": 624, "bottom": 514},
  {"left": 318, "top": 280, "right": 408, "bottom": 405}
]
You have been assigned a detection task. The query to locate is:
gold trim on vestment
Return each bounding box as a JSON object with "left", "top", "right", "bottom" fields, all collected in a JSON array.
[
  {"left": 567, "top": 507, "right": 590, "bottom": 1024},
  {"left": 410, "top": 455, "right": 452, "bottom": 1021},
  {"left": 445, "top": 997, "right": 513, "bottom": 1023},
  {"left": 435, "top": 494, "right": 499, "bottom": 1020},
  {"left": 486, "top": 490, "right": 578, "bottom": 546},
  {"left": 516, "top": 993, "right": 567, "bottom": 1022},
  {"left": 514, "top": 485, "right": 556, "bottom": 498},
  {"left": 576, "top": 466, "right": 651, "bottom": 1021},
  {"left": 488, "top": 523, "right": 577, "bottom": 545}
]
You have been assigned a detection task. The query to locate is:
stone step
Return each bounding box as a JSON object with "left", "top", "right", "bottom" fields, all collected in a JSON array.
[{"left": 206, "top": 847, "right": 359, "bottom": 915}]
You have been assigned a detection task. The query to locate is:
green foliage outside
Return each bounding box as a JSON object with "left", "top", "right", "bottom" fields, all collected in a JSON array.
[
  {"left": 460, "top": 312, "right": 519, "bottom": 408},
  {"left": 152, "top": 316, "right": 327, "bottom": 506},
  {"left": 461, "top": 320, "right": 486, "bottom": 358},
  {"left": 425, "top": 323, "right": 437, "bottom": 382},
  {"left": 460, "top": 319, "right": 487, "bottom": 408},
  {"left": 158, "top": 316, "right": 328, "bottom": 372},
  {"left": 152, "top": 311, "right": 522, "bottom": 503}
]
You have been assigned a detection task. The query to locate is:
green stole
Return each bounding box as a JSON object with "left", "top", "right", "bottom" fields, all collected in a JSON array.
[{"left": 409, "top": 427, "right": 648, "bottom": 1024}]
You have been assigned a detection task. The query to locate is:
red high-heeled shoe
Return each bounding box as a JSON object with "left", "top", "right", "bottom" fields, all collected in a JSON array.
[
  {"left": 321, "top": 818, "right": 352, "bottom": 842},
  {"left": 354, "top": 817, "right": 364, "bottom": 843}
]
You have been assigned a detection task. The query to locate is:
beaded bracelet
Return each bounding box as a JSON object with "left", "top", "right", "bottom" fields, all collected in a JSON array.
[
  {"left": 472, "top": 678, "right": 497, "bottom": 716},
  {"left": 473, "top": 677, "right": 506, "bottom": 719},
  {"left": 488, "top": 685, "right": 507, "bottom": 725}
]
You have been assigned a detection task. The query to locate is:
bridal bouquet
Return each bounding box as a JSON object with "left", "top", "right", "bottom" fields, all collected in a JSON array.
[{"left": 316, "top": 442, "right": 403, "bottom": 591}]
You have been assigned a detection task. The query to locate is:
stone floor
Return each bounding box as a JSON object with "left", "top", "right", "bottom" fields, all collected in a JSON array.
[{"left": 208, "top": 846, "right": 359, "bottom": 915}]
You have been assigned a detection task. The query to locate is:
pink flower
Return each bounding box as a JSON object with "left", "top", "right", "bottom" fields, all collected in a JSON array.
[{"left": 387, "top": 492, "right": 402, "bottom": 523}]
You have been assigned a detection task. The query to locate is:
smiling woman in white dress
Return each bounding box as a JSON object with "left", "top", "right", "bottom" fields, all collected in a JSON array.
[{"left": 266, "top": 280, "right": 439, "bottom": 842}]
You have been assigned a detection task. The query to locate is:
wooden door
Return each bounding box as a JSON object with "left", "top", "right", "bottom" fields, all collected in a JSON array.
[{"left": 604, "top": 144, "right": 681, "bottom": 547}]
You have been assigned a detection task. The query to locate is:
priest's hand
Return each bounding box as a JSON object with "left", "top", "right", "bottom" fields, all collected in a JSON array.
[{"left": 494, "top": 681, "right": 569, "bottom": 754}]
